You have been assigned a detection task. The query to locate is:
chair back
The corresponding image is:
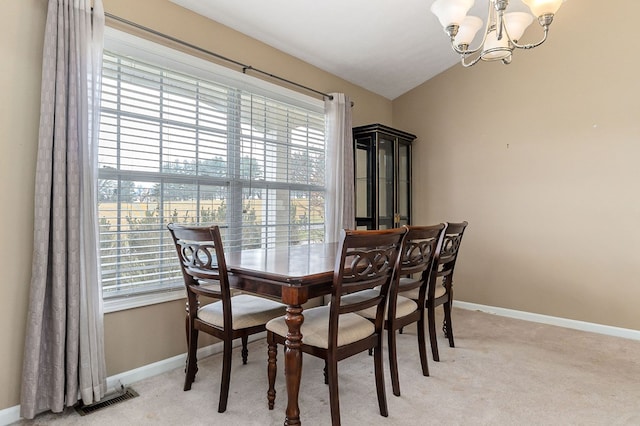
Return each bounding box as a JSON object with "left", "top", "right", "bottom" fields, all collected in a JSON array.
[
  {"left": 398, "top": 224, "right": 446, "bottom": 304},
  {"left": 167, "top": 224, "right": 232, "bottom": 324},
  {"left": 329, "top": 228, "right": 407, "bottom": 347},
  {"left": 434, "top": 221, "right": 468, "bottom": 297}
]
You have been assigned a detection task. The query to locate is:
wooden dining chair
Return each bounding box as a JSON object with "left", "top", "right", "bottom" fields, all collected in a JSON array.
[
  {"left": 167, "top": 223, "right": 286, "bottom": 413},
  {"left": 399, "top": 221, "right": 468, "bottom": 361},
  {"left": 343, "top": 223, "right": 446, "bottom": 396},
  {"left": 265, "top": 228, "right": 407, "bottom": 426}
]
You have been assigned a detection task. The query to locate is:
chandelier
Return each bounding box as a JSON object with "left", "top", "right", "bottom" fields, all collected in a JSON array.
[{"left": 430, "top": 0, "right": 564, "bottom": 67}]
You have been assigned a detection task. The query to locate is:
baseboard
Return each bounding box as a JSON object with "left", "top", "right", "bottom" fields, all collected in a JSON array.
[
  {"left": 0, "top": 332, "right": 265, "bottom": 426},
  {"left": 454, "top": 301, "right": 640, "bottom": 341},
  {"left": 0, "top": 405, "right": 20, "bottom": 426}
]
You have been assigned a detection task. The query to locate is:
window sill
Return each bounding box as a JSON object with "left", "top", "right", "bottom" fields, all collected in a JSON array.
[{"left": 103, "top": 289, "right": 186, "bottom": 314}]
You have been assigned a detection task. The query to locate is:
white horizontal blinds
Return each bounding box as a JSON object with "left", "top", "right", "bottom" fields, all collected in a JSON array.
[
  {"left": 98, "top": 44, "right": 325, "bottom": 299},
  {"left": 239, "top": 95, "right": 326, "bottom": 248}
]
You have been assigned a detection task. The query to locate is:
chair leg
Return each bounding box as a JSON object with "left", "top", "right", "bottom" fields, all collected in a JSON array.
[
  {"left": 427, "top": 305, "right": 440, "bottom": 362},
  {"left": 373, "top": 341, "right": 388, "bottom": 418},
  {"left": 417, "top": 315, "right": 429, "bottom": 376},
  {"left": 184, "top": 314, "right": 191, "bottom": 373},
  {"left": 326, "top": 354, "right": 341, "bottom": 426},
  {"left": 241, "top": 335, "right": 249, "bottom": 365},
  {"left": 388, "top": 327, "right": 401, "bottom": 397},
  {"left": 443, "top": 302, "right": 455, "bottom": 348},
  {"left": 218, "top": 339, "right": 233, "bottom": 413},
  {"left": 184, "top": 324, "right": 198, "bottom": 391},
  {"left": 267, "top": 334, "right": 277, "bottom": 410},
  {"left": 324, "top": 360, "right": 328, "bottom": 385},
  {"left": 184, "top": 314, "right": 189, "bottom": 359}
]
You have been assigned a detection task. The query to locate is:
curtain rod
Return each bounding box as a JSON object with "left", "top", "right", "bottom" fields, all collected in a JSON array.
[{"left": 104, "top": 12, "right": 334, "bottom": 101}]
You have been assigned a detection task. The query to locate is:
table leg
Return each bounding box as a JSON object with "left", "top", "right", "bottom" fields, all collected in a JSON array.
[{"left": 284, "top": 304, "right": 304, "bottom": 426}]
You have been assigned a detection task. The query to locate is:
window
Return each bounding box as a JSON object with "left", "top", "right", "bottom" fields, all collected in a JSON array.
[{"left": 98, "top": 29, "right": 325, "bottom": 308}]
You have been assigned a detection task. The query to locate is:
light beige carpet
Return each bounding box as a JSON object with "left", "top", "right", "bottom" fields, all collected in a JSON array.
[{"left": 18, "top": 308, "right": 640, "bottom": 425}]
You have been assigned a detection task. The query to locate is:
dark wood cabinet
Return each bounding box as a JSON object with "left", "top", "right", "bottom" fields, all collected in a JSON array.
[{"left": 353, "top": 124, "right": 416, "bottom": 230}]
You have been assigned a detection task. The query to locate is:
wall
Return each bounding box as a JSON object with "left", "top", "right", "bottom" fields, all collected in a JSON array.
[
  {"left": 393, "top": 0, "right": 640, "bottom": 330},
  {"left": 0, "top": 0, "right": 392, "bottom": 412}
]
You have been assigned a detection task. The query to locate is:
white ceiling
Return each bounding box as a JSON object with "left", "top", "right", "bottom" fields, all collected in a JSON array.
[{"left": 170, "top": 0, "right": 533, "bottom": 100}]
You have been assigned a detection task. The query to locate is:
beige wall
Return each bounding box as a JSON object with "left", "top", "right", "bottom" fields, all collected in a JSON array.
[
  {"left": 0, "top": 0, "right": 391, "bottom": 412},
  {"left": 393, "top": 0, "right": 640, "bottom": 330}
]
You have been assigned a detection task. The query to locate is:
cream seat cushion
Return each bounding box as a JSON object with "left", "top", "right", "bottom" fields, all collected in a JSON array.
[
  {"left": 340, "top": 289, "right": 418, "bottom": 320},
  {"left": 266, "top": 306, "right": 375, "bottom": 349},
  {"left": 398, "top": 277, "right": 420, "bottom": 292},
  {"left": 197, "top": 294, "right": 285, "bottom": 330},
  {"left": 399, "top": 277, "right": 446, "bottom": 301}
]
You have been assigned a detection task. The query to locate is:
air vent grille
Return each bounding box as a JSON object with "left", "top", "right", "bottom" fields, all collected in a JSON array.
[{"left": 74, "top": 387, "right": 139, "bottom": 416}]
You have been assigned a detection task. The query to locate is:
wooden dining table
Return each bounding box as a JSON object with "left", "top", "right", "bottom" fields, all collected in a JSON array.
[{"left": 225, "top": 242, "right": 339, "bottom": 426}]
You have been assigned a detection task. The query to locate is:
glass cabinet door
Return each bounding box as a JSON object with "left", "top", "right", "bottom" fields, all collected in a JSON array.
[
  {"left": 397, "top": 141, "right": 410, "bottom": 227},
  {"left": 355, "top": 140, "right": 374, "bottom": 229},
  {"left": 378, "top": 137, "right": 395, "bottom": 230}
]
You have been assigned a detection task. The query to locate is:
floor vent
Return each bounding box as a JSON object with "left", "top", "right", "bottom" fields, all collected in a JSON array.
[{"left": 74, "top": 387, "right": 139, "bottom": 416}]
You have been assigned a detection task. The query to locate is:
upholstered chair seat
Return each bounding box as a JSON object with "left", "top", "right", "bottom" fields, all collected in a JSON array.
[
  {"left": 198, "top": 294, "right": 286, "bottom": 330},
  {"left": 266, "top": 305, "right": 375, "bottom": 349},
  {"left": 398, "top": 277, "right": 446, "bottom": 300},
  {"left": 341, "top": 289, "right": 418, "bottom": 320}
]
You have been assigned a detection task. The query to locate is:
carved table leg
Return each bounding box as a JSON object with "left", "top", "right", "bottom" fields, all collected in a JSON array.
[{"left": 284, "top": 304, "right": 304, "bottom": 426}]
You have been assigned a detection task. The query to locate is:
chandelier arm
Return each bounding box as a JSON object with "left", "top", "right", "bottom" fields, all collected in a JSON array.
[
  {"left": 460, "top": 52, "right": 484, "bottom": 68},
  {"left": 510, "top": 26, "right": 549, "bottom": 50}
]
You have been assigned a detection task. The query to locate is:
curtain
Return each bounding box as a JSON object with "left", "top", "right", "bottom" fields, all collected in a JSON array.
[
  {"left": 324, "top": 93, "right": 355, "bottom": 243},
  {"left": 21, "top": 0, "right": 106, "bottom": 419}
]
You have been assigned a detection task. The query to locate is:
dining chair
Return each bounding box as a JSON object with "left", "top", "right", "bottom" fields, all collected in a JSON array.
[
  {"left": 399, "top": 221, "right": 468, "bottom": 361},
  {"left": 343, "top": 223, "right": 446, "bottom": 396},
  {"left": 265, "top": 228, "right": 407, "bottom": 426},
  {"left": 167, "top": 223, "right": 286, "bottom": 413}
]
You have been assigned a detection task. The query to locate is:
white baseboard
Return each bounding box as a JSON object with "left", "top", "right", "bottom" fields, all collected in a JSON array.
[
  {"left": 454, "top": 301, "right": 640, "bottom": 341},
  {"left": 0, "top": 406, "right": 20, "bottom": 426},
  {"left": 0, "top": 333, "right": 265, "bottom": 426}
]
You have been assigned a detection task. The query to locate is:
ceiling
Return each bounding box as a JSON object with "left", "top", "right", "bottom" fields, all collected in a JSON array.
[{"left": 170, "top": 0, "right": 533, "bottom": 100}]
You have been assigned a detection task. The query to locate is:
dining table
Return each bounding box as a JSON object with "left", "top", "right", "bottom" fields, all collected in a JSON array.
[{"left": 225, "top": 242, "right": 339, "bottom": 426}]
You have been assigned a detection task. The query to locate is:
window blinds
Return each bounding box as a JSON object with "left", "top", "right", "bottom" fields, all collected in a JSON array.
[{"left": 98, "top": 32, "right": 325, "bottom": 299}]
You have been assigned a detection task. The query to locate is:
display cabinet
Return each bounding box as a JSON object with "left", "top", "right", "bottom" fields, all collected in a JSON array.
[{"left": 353, "top": 124, "right": 416, "bottom": 230}]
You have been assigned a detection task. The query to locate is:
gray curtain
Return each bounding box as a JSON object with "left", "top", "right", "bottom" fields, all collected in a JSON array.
[
  {"left": 21, "top": 0, "right": 106, "bottom": 419},
  {"left": 324, "top": 93, "right": 355, "bottom": 242}
]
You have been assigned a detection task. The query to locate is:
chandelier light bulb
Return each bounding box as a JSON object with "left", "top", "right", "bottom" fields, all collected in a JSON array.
[
  {"left": 521, "top": 0, "right": 563, "bottom": 18},
  {"left": 430, "top": 0, "right": 475, "bottom": 28},
  {"left": 503, "top": 12, "right": 534, "bottom": 41},
  {"left": 454, "top": 15, "right": 483, "bottom": 47}
]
